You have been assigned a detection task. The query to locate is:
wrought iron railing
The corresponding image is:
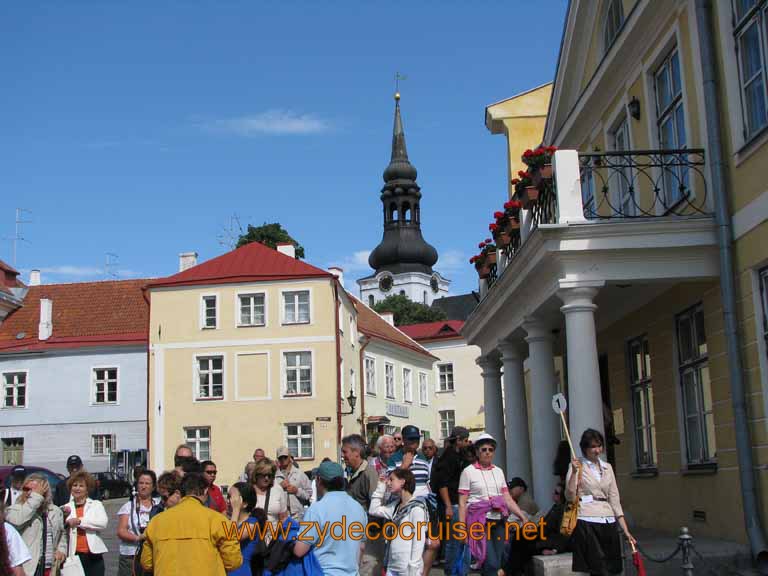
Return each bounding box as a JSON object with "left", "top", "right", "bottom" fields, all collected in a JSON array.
[
  {"left": 529, "top": 181, "right": 559, "bottom": 229},
  {"left": 578, "top": 149, "right": 708, "bottom": 219},
  {"left": 486, "top": 262, "right": 498, "bottom": 287}
]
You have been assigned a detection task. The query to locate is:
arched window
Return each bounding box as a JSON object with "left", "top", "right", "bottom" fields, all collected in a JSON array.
[
  {"left": 400, "top": 290, "right": 406, "bottom": 296},
  {"left": 414, "top": 203, "right": 420, "bottom": 223},
  {"left": 401, "top": 202, "right": 411, "bottom": 222},
  {"left": 368, "top": 295, "right": 375, "bottom": 307},
  {"left": 603, "top": 0, "right": 624, "bottom": 53},
  {"left": 423, "top": 291, "right": 428, "bottom": 304},
  {"left": 389, "top": 203, "right": 397, "bottom": 222}
]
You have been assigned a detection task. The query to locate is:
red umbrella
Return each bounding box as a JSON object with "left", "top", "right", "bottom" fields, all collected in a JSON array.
[{"left": 631, "top": 541, "right": 647, "bottom": 576}]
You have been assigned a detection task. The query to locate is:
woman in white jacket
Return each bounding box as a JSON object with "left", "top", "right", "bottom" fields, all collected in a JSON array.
[
  {"left": 61, "top": 471, "right": 108, "bottom": 576},
  {"left": 369, "top": 468, "right": 427, "bottom": 576}
]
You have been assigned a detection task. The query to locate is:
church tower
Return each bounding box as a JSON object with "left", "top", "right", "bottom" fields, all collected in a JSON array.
[{"left": 358, "top": 93, "right": 450, "bottom": 307}]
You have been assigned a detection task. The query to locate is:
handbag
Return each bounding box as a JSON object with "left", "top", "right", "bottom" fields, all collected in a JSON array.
[
  {"left": 61, "top": 504, "right": 86, "bottom": 576},
  {"left": 560, "top": 462, "right": 583, "bottom": 537}
]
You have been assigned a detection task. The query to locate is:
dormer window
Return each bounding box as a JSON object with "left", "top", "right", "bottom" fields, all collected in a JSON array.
[{"left": 603, "top": 0, "right": 624, "bottom": 53}]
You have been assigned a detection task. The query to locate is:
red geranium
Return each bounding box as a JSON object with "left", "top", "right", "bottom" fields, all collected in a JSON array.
[
  {"left": 485, "top": 238, "right": 492, "bottom": 243},
  {"left": 493, "top": 211, "right": 504, "bottom": 219},
  {"left": 504, "top": 200, "right": 522, "bottom": 210},
  {"left": 478, "top": 241, "right": 486, "bottom": 249},
  {"left": 489, "top": 223, "right": 498, "bottom": 232}
]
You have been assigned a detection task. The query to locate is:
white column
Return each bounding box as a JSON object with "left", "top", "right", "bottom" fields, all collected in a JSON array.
[
  {"left": 477, "top": 356, "right": 507, "bottom": 472},
  {"left": 522, "top": 318, "right": 560, "bottom": 504},
  {"left": 558, "top": 287, "right": 605, "bottom": 450},
  {"left": 552, "top": 150, "right": 587, "bottom": 223},
  {"left": 498, "top": 340, "right": 531, "bottom": 483}
]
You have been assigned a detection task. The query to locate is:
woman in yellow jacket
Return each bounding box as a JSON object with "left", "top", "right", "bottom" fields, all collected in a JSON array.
[{"left": 141, "top": 473, "right": 242, "bottom": 575}]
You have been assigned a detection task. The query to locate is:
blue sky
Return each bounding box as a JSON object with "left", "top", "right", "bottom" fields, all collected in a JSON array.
[{"left": 1, "top": 2, "right": 567, "bottom": 296}]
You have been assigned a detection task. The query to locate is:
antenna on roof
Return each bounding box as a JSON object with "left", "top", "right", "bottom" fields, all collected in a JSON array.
[
  {"left": 217, "top": 213, "right": 245, "bottom": 250},
  {"left": 105, "top": 253, "right": 119, "bottom": 279},
  {"left": 4, "top": 208, "right": 33, "bottom": 267}
]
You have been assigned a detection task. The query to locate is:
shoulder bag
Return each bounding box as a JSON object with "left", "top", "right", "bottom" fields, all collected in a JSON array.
[
  {"left": 559, "top": 463, "right": 583, "bottom": 537},
  {"left": 60, "top": 499, "right": 85, "bottom": 576}
]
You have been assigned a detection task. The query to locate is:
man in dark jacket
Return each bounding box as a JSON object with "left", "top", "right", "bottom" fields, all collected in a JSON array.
[
  {"left": 53, "top": 455, "right": 96, "bottom": 505},
  {"left": 430, "top": 426, "right": 472, "bottom": 576}
]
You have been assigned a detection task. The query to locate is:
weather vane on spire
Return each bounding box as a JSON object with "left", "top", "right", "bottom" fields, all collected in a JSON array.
[{"left": 395, "top": 72, "right": 407, "bottom": 100}]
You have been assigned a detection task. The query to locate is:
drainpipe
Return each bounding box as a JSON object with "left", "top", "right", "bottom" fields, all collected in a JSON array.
[
  {"left": 694, "top": 0, "right": 768, "bottom": 565},
  {"left": 358, "top": 335, "right": 370, "bottom": 437},
  {"left": 332, "top": 280, "right": 343, "bottom": 448}
]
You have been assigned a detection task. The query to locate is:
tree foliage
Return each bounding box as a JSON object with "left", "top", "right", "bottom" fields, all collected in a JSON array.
[
  {"left": 236, "top": 223, "right": 305, "bottom": 259},
  {"left": 372, "top": 294, "right": 446, "bottom": 326}
]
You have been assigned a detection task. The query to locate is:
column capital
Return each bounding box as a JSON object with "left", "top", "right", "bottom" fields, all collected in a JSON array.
[
  {"left": 497, "top": 339, "right": 525, "bottom": 362},
  {"left": 522, "top": 316, "right": 555, "bottom": 344},
  {"left": 476, "top": 355, "right": 502, "bottom": 375},
  {"left": 557, "top": 286, "right": 600, "bottom": 313}
]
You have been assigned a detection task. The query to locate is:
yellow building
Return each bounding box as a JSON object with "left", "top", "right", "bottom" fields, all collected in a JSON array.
[{"left": 465, "top": 0, "right": 768, "bottom": 557}]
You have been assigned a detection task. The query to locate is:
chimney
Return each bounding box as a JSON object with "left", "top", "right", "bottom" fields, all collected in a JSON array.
[
  {"left": 380, "top": 311, "right": 395, "bottom": 326},
  {"left": 39, "top": 298, "right": 52, "bottom": 341},
  {"left": 328, "top": 267, "right": 344, "bottom": 287},
  {"left": 276, "top": 243, "right": 296, "bottom": 259},
  {"left": 29, "top": 270, "right": 41, "bottom": 286},
  {"left": 179, "top": 252, "right": 198, "bottom": 272}
]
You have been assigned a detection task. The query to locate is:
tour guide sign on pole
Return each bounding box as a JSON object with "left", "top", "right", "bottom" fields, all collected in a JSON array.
[{"left": 551, "top": 393, "right": 576, "bottom": 460}]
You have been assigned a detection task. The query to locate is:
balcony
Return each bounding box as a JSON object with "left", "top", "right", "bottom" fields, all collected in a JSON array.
[{"left": 482, "top": 148, "right": 711, "bottom": 296}]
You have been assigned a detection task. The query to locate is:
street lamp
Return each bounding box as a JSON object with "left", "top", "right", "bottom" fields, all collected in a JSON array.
[{"left": 341, "top": 388, "right": 357, "bottom": 415}]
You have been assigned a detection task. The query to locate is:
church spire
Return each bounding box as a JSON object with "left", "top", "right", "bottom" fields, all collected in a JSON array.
[{"left": 383, "top": 93, "right": 417, "bottom": 183}]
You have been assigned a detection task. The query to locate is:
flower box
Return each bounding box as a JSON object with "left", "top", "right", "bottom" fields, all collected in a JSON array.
[
  {"left": 475, "top": 260, "right": 491, "bottom": 279},
  {"left": 540, "top": 163, "right": 553, "bottom": 179},
  {"left": 503, "top": 218, "right": 520, "bottom": 234},
  {"left": 485, "top": 250, "right": 497, "bottom": 265},
  {"left": 495, "top": 231, "right": 511, "bottom": 248},
  {"left": 519, "top": 186, "right": 540, "bottom": 209}
]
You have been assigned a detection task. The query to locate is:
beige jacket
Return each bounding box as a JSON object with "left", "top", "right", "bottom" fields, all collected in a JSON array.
[
  {"left": 6, "top": 492, "right": 68, "bottom": 576},
  {"left": 565, "top": 458, "right": 624, "bottom": 519}
]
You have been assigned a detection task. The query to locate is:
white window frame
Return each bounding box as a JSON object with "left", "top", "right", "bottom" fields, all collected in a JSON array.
[
  {"left": 418, "top": 372, "right": 429, "bottom": 406},
  {"left": 236, "top": 291, "right": 267, "bottom": 328},
  {"left": 753, "top": 266, "right": 768, "bottom": 437},
  {"left": 234, "top": 351, "right": 271, "bottom": 401},
  {"left": 627, "top": 335, "right": 656, "bottom": 471},
  {"left": 733, "top": 0, "right": 768, "bottom": 139},
  {"left": 403, "top": 368, "right": 413, "bottom": 403},
  {"left": 91, "top": 366, "right": 119, "bottom": 405},
  {"left": 385, "top": 362, "right": 395, "bottom": 399},
  {"left": 281, "top": 289, "right": 312, "bottom": 325},
  {"left": 284, "top": 422, "right": 314, "bottom": 460},
  {"left": 365, "top": 356, "right": 377, "bottom": 396},
  {"left": 608, "top": 114, "right": 636, "bottom": 217},
  {"left": 439, "top": 410, "right": 455, "bottom": 440},
  {"left": 602, "top": 0, "right": 624, "bottom": 54},
  {"left": 185, "top": 426, "right": 211, "bottom": 461},
  {"left": 193, "top": 353, "right": 226, "bottom": 401},
  {"left": 349, "top": 314, "right": 355, "bottom": 347},
  {"left": 200, "top": 293, "right": 219, "bottom": 330},
  {"left": 91, "top": 434, "right": 115, "bottom": 457},
  {"left": 2, "top": 370, "right": 28, "bottom": 410},
  {"left": 282, "top": 350, "right": 314, "bottom": 398},
  {"left": 437, "top": 362, "right": 455, "bottom": 392}
]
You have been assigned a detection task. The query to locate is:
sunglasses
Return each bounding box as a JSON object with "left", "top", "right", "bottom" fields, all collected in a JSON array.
[
  {"left": 479, "top": 447, "right": 495, "bottom": 453},
  {"left": 205, "top": 470, "right": 217, "bottom": 475},
  {"left": 257, "top": 473, "right": 274, "bottom": 479},
  {"left": 22, "top": 487, "right": 32, "bottom": 492}
]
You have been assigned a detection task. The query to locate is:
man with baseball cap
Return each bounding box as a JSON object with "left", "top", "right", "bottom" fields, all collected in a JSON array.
[
  {"left": 1, "top": 466, "right": 26, "bottom": 506},
  {"left": 274, "top": 446, "right": 312, "bottom": 520},
  {"left": 53, "top": 455, "right": 95, "bottom": 505},
  {"left": 387, "top": 425, "right": 432, "bottom": 497},
  {"left": 293, "top": 461, "right": 367, "bottom": 576},
  {"left": 431, "top": 426, "right": 472, "bottom": 576}
]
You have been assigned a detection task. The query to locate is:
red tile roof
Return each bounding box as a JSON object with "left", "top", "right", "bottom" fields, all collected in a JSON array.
[
  {"left": 398, "top": 320, "right": 465, "bottom": 342},
  {"left": 146, "top": 242, "right": 332, "bottom": 289},
  {"left": 0, "top": 259, "right": 25, "bottom": 295},
  {"left": 0, "top": 279, "right": 148, "bottom": 353},
  {"left": 351, "top": 296, "right": 436, "bottom": 359}
]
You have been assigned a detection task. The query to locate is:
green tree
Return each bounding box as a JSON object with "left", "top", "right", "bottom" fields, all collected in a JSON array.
[
  {"left": 236, "top": 223, "right": 306, "bottom": 259},
  {"left": 372, "top": 294, "right": 446, "bottom": 326}
]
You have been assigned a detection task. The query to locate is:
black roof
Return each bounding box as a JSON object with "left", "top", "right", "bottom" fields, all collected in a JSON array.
[{"left": 431, "top": 293, "right": 480, "bottom": 321}]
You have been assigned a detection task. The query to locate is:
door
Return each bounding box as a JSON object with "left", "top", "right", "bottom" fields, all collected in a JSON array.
[
  {"left": 2, "top": 438, "right": 24, "bottom": 465},
  {"left": 598, "top": 355, "right": 617, "bottom": 468}
]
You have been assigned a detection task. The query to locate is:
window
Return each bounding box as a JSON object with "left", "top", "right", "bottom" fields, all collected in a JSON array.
[
  {"left": 283, "top": 291, "right": 310, "bottom": 324},
  {"left": 92, "top": 368, "right": 118, "bottom": 404},
  {"left": 385, "top": 363, "right": 395, "bottom": 399},
  {"left": 733, "top": 0, "right": 768, "bottom": 137},
  {"left": 439, "top": 410, "right": 455, "bottom": 440},
  {"left": 185, "top": 427, "right": 210, "bottom": 460},
  {"left": 403, "top": 368, "right": 412, "bottom": 403},
  {"left": 418, "top": 372, "right": 428, "bottom": 405},
  {"left": 284, "top": 352, "right": 312, "bottom": 396},
  {"left": 603, "top": 0, "right": 624, "bottom": 52},
  {"left": 627, "top": 336, "right": 656, "bottom": 470},
  {"left": 350, "top": 315, "right": 356, "bottom": 346},
  {"left": 91, "top": 434, "right": 114, "bottom": 456},
  {"left": 676, "top": 304, "right": 716, "bottom": 466},
  {"left": 202, "top": 295, "right": 217, "bottom": 329},
  {"left": 238, "top": 293, "right": 266, "bottom": 327},
  {"left": 197, "top": 356, "right": 224, "bottom": 400},
  {"left": 365, "top": 357, "right": 376, "bottom": 396},
  {"left": 285, "top": 423, "right": 313, "bottom": 459},
  {"left": 610, "top": 117, "right": 635, "bottom": 216},
  {"left": 760, "top": 267, "right": 768, "bottom": 362},
  {"left": 654, "top": 49, "right": 688, "bottom": 208},
  {"left": 581, "top": 161, "right": 596, "bottom": 217},
  {"left": 3, "top": 372, "right": 26, "bottom": 408},
  {"left": 438, "top": 363, "right": 455, "bottom": 392},
  {"left": 368, "top": 295, "right": 375, "bottom": 307}
]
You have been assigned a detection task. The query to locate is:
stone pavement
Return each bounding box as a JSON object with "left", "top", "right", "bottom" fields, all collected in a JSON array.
[{"left": 101, "top": 496, "right": 126, "bottom": 575}]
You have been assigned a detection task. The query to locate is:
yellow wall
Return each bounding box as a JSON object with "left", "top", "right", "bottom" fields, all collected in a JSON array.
[{"left": 148, "top": 278, "right": 341, "bottom": 485}]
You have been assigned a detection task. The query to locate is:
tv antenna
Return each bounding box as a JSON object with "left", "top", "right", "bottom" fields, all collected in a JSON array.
[
  {"left": 217, "top": 213, "right": 244, "bottom": 250},
  {"left": 105, "top": 253, "right": 119, "bottom": 279},
  {"left": 4, "top": 208, "right": 33, "bottom": 267}
]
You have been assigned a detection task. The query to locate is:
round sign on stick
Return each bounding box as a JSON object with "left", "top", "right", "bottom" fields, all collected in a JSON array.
[{"left": 552, "top": 393, "right": 567, "bottom": 414}]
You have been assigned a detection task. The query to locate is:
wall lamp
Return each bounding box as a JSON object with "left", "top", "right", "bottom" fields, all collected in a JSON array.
[{"left": 628, "top": 96, "right": 641, "bottom": 121}]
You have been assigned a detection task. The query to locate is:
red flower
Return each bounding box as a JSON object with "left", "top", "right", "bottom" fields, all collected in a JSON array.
[
  {"left": 547, "top": 145, "right": 558, "bottom": 153},
  {"left": 489, "top": 223, "right": 498, "bottom": 231},
  {"left": 518, "top": 170, "right": 531, "bottom": 179},
  {"left": 510, "top": 178, "right": 520, "bottom": 185},
  {"left": 478, "top": 241, "right": 486, "bottom": 249},
  {"left": 493, "top": 211, "right": 504, "bottom": 219},
  {"left": 469, "top": 256, "right": 476, "bottom": 264},
  {"left": 504, "top": 200, "right": 522, "bottom": 210},
  {"left": 523, "top": 149, "right": 533, "bottom": 157},
  {"left": 484, "top": 238, "right": 492, "bottom": 243}
]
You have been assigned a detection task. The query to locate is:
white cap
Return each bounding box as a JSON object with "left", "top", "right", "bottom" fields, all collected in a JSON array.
[{"left": 474, "top": 432, "right": 497, "bottom": 446}]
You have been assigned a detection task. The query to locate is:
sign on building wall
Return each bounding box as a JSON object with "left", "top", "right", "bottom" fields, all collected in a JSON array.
[{"left": 386, "top": 403, "right": 409, "bottom": 419}]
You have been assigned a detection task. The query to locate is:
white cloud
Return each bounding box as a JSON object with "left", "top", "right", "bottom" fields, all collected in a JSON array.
[
  {"left": 201, "top": 110, "right": 331, "bottom": 136},
  {"left": 39, "top": 266, "right": 103, "bottom": 277},
  {"left": 22, "top": 266, "right": 144, "bottom": 283},
  {"left": 326, "top": 250, "right": 372, "bottom": 294},
  {"left": 437, "top": 249, "right": 467, "bottom": 274}
]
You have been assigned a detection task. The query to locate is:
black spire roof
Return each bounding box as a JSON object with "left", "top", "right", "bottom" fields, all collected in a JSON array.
[{"left": 368, "top": 94, "right": 438, "bottom": 275}]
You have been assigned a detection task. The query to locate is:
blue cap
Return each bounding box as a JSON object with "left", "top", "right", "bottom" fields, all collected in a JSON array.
[{"left": 317, "top": 461, "right": 344, "bottom": 481}]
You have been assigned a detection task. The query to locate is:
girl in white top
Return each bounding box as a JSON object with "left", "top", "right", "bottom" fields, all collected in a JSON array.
[
  {"left": 369, "top": 468, "right": 427, "bottom": 576},
  {"left": 116, "top": 471, "right": 160, "bottom": 576}
]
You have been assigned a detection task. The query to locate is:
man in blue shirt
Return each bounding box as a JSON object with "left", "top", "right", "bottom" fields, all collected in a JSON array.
[
  {"left": 294, "top": 461, "right": 368, "bottom": 576},
  {"left": 387, "top": 425, "right": 432, "bottom": 497}
]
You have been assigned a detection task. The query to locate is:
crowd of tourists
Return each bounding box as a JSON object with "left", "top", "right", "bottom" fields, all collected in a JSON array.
[{"left": 0, "top": 426, "right": 633, "bottom": 576}]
